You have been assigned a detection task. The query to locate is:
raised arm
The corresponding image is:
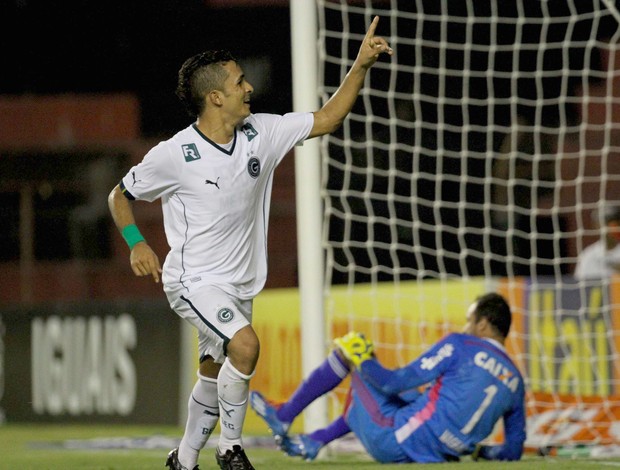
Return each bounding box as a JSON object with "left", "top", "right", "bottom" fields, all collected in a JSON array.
[
  {"left": 108, "top": 184, "right": 162, "bottom": 283},
  {"left": 308, "top": 16, "right": 393, "bottom": 139}
]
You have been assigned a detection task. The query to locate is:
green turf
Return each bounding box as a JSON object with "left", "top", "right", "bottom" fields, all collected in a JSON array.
[{"left": 0, "top": 424, "right": 617, "bottom": 469}]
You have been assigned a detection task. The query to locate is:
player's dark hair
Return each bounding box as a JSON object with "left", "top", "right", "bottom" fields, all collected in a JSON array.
[
  {"left": 602, "top": 204, "right": 620, "bottom": 224},
  {"left": 474, "top": 292, "right": 512, "bottom": 339},
  {"left": 176, "top": 50, "right": 237, "bottom": 118}
]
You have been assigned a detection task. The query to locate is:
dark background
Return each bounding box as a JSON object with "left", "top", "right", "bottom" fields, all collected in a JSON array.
[
  {"left": 2, "top": 1, "right": 619, "bottom": 285},
  {"left": 0, "top": 0, "right": 293, "bottom": 138},
  {"left": 0, "top": 1, "right": 299, "bottom": 278}
]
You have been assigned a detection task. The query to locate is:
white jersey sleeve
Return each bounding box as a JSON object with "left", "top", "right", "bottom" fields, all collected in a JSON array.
[
  {"left": 247, "top": 112, "right": 313, "bottom": 166},
  {"left": 574, "top": 240, "right": 620, "bottom": 280},
  {"left": 120, "top": 140, "right": 182, "bottom": 203}
]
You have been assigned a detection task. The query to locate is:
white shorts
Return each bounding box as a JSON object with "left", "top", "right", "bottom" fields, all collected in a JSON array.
[{"left": 166, "top": 284, "right": 253, "bottom": 364}]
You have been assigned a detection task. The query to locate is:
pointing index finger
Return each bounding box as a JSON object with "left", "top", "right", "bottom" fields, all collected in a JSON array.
[{"left": 365, "top": 16, "right": 379, "bottom": 40}]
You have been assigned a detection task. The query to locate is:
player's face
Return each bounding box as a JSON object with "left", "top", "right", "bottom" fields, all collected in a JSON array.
[
  {"left": 607, "top": 220, "right": 620, "bottom": 245},
  {"left": 462, "top": 301, "right": 481, "bottom": 336},
  {"left": 220, "top": 61, "right": 254, "bottom": 123}
]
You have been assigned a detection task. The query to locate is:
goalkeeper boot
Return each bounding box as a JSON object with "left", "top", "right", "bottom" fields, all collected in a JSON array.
[
  {"left": 165, "top": 448, "right": 200, "bottom": 470},
  {"left": 249, "top": 390, "right": 290, "bottom": 441},
  {"left": 215, "top": 445, "right": 255, "bottom": 470},
  {"left": 333, "top": 331, "right": 374, "bottom": 368},
  {"left": 280, "top": 434, "right": 322, "bottom": 461}
]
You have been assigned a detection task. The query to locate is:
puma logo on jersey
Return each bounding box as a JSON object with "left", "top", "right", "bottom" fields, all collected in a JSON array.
[
  {"left": 205, "top": 177, "right": 220, "bottom": 189},
  {"left": 131, "top": 171, "right": 142, "bottom": 186}
]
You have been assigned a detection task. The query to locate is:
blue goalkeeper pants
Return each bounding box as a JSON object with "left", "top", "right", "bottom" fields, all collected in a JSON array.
[{"left": 344, "top": 371, "right": 411, "bottom": 463}]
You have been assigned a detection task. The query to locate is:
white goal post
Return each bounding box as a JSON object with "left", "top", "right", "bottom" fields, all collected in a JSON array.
[
  {"left": 293, "top": 0, "right": 620, "bottom": 452},
  {"left": 290, "top": 0, "right": 329, "bottom": 433}
]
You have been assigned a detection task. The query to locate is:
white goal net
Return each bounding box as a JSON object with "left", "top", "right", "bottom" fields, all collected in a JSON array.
[{"left": 316, "top": 0, "right": 620, "bottom": 453}]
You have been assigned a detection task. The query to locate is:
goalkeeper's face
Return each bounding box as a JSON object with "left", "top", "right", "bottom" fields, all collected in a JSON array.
[{"left": 462, "top": 301, "right": 482, "bottom": 337}]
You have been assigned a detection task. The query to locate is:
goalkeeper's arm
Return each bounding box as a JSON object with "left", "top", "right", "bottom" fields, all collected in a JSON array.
[
  {"left": 357, "top": 358, "right": 434, "bottom": 399},
  {"left": 472, "top": 404, "right": 526, "bottom": 461}
]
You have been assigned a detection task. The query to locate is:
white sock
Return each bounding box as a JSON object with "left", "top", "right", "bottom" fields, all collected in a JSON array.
[
  {"left": 217, "top": 358, "right": 254, "bottom": 452},
  {"left": 178, "top": 375, "right": 219, "bottom": 468}
]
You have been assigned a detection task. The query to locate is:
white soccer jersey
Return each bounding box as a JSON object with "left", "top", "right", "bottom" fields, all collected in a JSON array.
[
  {"left": 120, "top": 112, "right": 314, "bottom": 299},
  {"left": 574, "top": 239, "right": 620, "bottom": 280}
]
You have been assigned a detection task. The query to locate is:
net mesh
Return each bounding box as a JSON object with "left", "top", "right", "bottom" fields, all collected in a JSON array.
[{"left": 317, "top": 0, "right": 620, "bottom": 449}]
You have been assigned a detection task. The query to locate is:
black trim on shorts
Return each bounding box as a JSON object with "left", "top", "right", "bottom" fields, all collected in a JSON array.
[{"left": 180, "top": 295, "right": 231, "bottom": 357}]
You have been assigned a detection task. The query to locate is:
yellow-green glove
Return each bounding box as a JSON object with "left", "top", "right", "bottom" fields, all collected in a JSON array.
[{"left": 334, "top": 331, "right": 374, "bottom": 367}]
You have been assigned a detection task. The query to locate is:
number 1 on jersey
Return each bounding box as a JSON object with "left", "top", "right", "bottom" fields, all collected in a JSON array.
[{"left": 460, "top": 384, "right": 498, "bottom": 435}]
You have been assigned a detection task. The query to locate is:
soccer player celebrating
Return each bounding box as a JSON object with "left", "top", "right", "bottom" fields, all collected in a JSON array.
[
  {"left": 251, "top": 293, "right": 526, "bottom": 463},
  {"left": 108, "top": 17, "right": 392, "bottom": 470}
]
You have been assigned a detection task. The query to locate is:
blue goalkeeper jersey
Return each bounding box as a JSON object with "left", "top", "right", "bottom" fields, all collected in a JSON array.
[{"left": 360, "top": 333, "right": 526, "bottom": 462}]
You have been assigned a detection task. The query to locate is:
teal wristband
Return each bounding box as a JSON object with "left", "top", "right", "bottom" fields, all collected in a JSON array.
[{"left": 122, "top": 224, "right": 145, "bottom": 250}]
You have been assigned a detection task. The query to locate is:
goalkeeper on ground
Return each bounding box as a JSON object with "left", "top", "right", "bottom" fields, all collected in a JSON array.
[{"left": 251, "top": 293, "right": 526, "bottom": 463}]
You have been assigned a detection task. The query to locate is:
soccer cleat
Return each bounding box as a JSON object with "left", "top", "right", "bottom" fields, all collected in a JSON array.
[
  {"left": 215, "top": 445, "right": 255, "bottom": 470},
  {"left": 333, "top": 331, "right": 374, "bottom": 367},
  {"left": 249, "top": 390, "right": 290, "bottom": 440},
  {"left": 280, "top": 434, "right": 323, "bottom": 461},
  {"left": 165, "top": 448, "right": 200, "bottom": 470}
]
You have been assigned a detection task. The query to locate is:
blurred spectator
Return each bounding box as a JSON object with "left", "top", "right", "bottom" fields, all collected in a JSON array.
[
  {"left": 574, "top": 204, "right": 620, "bottom": 279},
  {"left": 69, "top": 158, "right": 116, "bottom": 259}
]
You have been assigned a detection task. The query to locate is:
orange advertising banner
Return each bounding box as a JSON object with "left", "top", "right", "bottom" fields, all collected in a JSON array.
[
  {"left": 527, "top": 392, "right": 620, "bottom": 446},
  {"left": 499, "top": 277, "right": 620, "bottom": 447}
]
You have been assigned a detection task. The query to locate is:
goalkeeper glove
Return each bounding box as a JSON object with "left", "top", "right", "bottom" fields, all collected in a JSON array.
[{"left": 334, "top": 331, "right": 374, "bottom": 368}]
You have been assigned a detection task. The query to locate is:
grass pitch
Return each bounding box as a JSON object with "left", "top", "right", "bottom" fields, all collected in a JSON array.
[{"left": 0, "top": 423, "right": 618, "bottom": 469}]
